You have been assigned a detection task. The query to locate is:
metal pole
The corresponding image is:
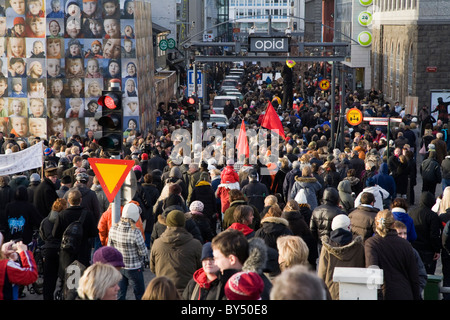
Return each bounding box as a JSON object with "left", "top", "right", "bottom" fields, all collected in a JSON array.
[
  {"left": 331, "top": 62, "right": 336, "bottom": 149},
  {"left": 386, "top": 116, "right": 391, "bottom": 160},
  {"left": 340, "top": 65, "right": 345, "bottom": 151},
  {"left": 112, "top": 154, "right": 121, "bottom": 224}
]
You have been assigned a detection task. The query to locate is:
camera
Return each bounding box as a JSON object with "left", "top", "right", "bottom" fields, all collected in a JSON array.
[{"left": 11, "top": 239, "right": 22, "bottom": 251}]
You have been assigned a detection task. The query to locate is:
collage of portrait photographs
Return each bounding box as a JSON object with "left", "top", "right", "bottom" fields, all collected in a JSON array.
[{"left": 0, "top": 0, "right": 140, "bottom": 143}]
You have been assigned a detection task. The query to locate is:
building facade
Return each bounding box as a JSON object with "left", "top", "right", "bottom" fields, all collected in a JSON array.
[
  {"left": 371, "top": 0, "right": 450, "bottom": 114},
  {"left": 0, "top": 0, "right": 157, "bottom": 143}
]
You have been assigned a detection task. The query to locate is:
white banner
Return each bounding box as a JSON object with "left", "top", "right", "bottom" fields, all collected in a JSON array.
[{"left": 0, "top": 141, "right": 44, "bottom": 176}]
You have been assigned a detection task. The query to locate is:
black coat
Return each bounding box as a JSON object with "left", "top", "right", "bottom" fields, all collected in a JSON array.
[
  {"left": 1, "top": 187, "right": 43, "bottom": 243},
  {"left": 281, "top": 210, "right": 318, "bottom": 268},
  {"left": 33, "top": 178, "right": 59, "bottom": 218},
  {"left": 254, "top": 216, "right": 293, "bottom": 251},
  {"left": 409, "top": 192, "right": 442, "bottom": 255},
  {"left": 139, "top": 183, "right": 160, "bottom": 233}
]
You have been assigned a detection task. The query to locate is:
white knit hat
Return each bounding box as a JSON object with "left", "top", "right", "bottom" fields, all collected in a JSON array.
[
  {"left": 331, "top": 214, "right": 351, "bottom": 231},
  {"left": 122, "top": 203, "right": 140, "bottom": 222}
]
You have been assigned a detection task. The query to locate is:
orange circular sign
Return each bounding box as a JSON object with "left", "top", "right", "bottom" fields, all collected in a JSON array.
[
  {"left": 319, "top": 79, "right": 330, "bottom": 91},
  {"left": 346, "top": 108, "right": 363, "bottom": 126}
]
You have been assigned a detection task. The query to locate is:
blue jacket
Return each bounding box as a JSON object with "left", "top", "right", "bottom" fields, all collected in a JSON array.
[
  {"left": 392, "top": 208, "right": 417, "bottom": 242},
  {"left": 372, "top": 163, "right": 396, "bottom": 198}
]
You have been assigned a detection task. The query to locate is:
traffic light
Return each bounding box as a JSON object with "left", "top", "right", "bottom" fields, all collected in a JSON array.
[
  {"left": 97, "top": 89, "right": 123, "bottom": 155},
  {"left": 187, "top": 93, "right": 198, "bottom": 106}
]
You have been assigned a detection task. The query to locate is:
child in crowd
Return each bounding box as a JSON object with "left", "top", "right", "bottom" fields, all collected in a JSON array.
[
  {"left": 8, "top": 17, "right": 26, "bottom": 37},
  {"left": 8, "top": 37, "right": 26, "bottom": 58},
  {"left": 85, "top": 40, "right": 103, "bottom": 58},
  {"left": 10, "top": 78, "right": 26, "bottom": 97},
  {"left": 30, "top": 40, "right": 45, "bottom": 58},
  {"left": 65, "top": 58, "right": 84, "bottom": 78},
  {"left": 47, "top": 0, "right": 64, "bottom": 18},
  {"left": 65, "top": 39, "right": 83, "bottom": 58},
  {"left": 102, "top": 0, "right": 119, "bottom": 19},
  {"left": 85, "top": 58, "right": 102, "bottom": 78},
  {"left": 26, "top": 0, "right": 45, "bottom": 18},
  {"left": 66, "top": 97, "right": 84, "bottom": 118},
  {"left": 8, "top": 58, "right": 27, "bottom": 77}
]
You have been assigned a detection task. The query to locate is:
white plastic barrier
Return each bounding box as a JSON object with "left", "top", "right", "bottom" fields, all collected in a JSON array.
[{"left": 332, "top": 267, "right": 384, "bottom": 300}]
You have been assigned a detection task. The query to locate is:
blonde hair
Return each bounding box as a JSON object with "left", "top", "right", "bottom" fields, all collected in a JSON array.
[
  {"left": 375, "top": 209, "right": 396, "bottom": 237},
  {"left": 264, "top": 195, "right": 278, "bottom": 206},
  {"left": 77, "top": 262, "right": 122, "bottom": 300},
  {"left": 276, "top": 235, "right": 309, "bottom": 271},
  {"left": 440, "top": 187, "right": 450, "bottom": 214}
]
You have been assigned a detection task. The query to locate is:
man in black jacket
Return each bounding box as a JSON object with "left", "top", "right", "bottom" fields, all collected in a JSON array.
[
  {"left": 33, "top": 167, "right": 59, "bottom": 218},
  {"left": 409, "top": 191, "right": 442, "bottom": 274},
  {"left": 241, "top": 169, "right": 269, "bottom": 214}
]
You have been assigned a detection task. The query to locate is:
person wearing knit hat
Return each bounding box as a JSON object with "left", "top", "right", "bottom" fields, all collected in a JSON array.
[
  {"left": 92, "top": 246, "right": 125, "bottom": 268},
  {"left": 121, "top": 202, "right": 140, "bottom": 223},
  {"left": 150, "top": 208, "right": 202, "bottom": 296},
  {"left": 10, "top": 17, "right": 26, "bottom": 37},
  {"left": 108, "top": 201, "right": 147, "bottom": 300},
  {"left": 166, "top": 210, "right": 186, "bottom": 228},
  {"left": 182, "top": 241, "right": 221, "bottom": 300},
  {"left": 331, "top": 214, "right": 351, "bottom": 231},
  {"left": 189, "top": 201, "right": 204, "bottom": 213},
  {"left": 224, "top": 271, "right": 264, "bottom": 300}
]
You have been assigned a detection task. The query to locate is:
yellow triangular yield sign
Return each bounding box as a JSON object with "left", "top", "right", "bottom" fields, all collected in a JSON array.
[{"left": 88, "top": 158, "right": 135, "bottom": 202}]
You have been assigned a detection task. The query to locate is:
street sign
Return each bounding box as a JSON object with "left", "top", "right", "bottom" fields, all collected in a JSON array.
[
  {"left": 167, "top": 38, "right": 176, "bottom": 49},
  {"left": 88, "top": 158, "right": 135, "bottom": 202},
  {"left": 187, "top": 69, "right": 203, "bottom": 99},
  {"left": 159, "top": 39, "right": 168, "bottom": 51},
  {"left": 369, "top": 121, "right": 389, "bottom": 126},
  {"left": 319, "top": 79, "right": 330, "bottom": 91},
  {"left": 346, "top": 108, "right": 363, "bottom": 126},
  {"left": 363, "top": 117, "right": 402, "bottom": 123},
  {"left": 248, "top": 37, "right": 289, "bottom": 53}
]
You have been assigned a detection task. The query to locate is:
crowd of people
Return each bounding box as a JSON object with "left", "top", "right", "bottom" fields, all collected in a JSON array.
[{"left": 0, "top": 61, "right": 450, "bottom": 301}]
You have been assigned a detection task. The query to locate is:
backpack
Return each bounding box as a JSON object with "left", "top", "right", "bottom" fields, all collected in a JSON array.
[{"left": 60, "top": 211, "right": 87, "bottom": 254}]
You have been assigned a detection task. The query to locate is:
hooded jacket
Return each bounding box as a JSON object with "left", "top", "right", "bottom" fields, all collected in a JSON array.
[
  {"left": 254, "top": 216, "right": 293, "bottom": 250},
  {"left": 181, "top": 266, "right": 221, "bottom": 300},
  {"left": 391, "top": 207, "right": 417, "bottom": 242},
  {"left": 337, "top": 180, "right": 355, "bottom": 214},
  {"left": 290, "top": 176, "right": 322, "bottom": 210},
  {"left": 409, "top": 192, "right": 442, "bottom": 254},
  {"left": 372, "top": 163, "right": 396, "bottom": 199},
  {"left": 318, "top": 232, "right": 365, "bottom": 300},
  {"left": 150, "top": 226, "right": 202, "bottom": 293}
]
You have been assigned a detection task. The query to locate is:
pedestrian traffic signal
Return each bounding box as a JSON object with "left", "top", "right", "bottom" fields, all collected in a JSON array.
[{"left": 97, "top": 90, "right": 123, "bottom": 155}]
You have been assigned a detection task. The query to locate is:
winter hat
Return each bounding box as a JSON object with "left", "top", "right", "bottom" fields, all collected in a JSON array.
[
  {"left": 61, "top": 175, "right": 72, "bottom": 184},
  {"left": 141, "top": 153, "right": 148, "bottom": 160},
  {"left": 331, "top": 214, "right": 351, "bottom": 231},
  {"left": 122, "top": 202, "right": 140, "bottom": 222},
  {"left": 13, "top": 17, "right": 25, "bottom": 25},
  {"left": 44, "top": 148, "right": 53, "bottom": 156},
  {"left": 189, "top": 200, "right": 204, "bottom": 213},
  {"left": 76, "top": 172, "right": 89, "bottom": 183},
  {"left": 92, "top": 246, "right": 125, "bottom": 268},
  {"left": 165, "top": 210, "right": 185, "bottom": 227},
  {"left": 30, "top": 173, "right": 41, "bottom": 182},
  {"left": 201, "top": 242, "right": 214, "bottom": 261},
  {"left": 224, "top": 271, "right": 264, "bottom": 300}
]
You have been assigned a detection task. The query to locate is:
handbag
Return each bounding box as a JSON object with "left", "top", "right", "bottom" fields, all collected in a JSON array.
[{"left": 419, "top": 144, "right": 426, "bottom": 155}]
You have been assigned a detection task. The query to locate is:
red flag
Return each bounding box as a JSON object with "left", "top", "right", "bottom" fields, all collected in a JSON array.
[
  {"left": 261, "top": 101, "right": 286, "bottom": 139},
  {"left": 236, "top": 119, "right": 249, "bottom": 158}
]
